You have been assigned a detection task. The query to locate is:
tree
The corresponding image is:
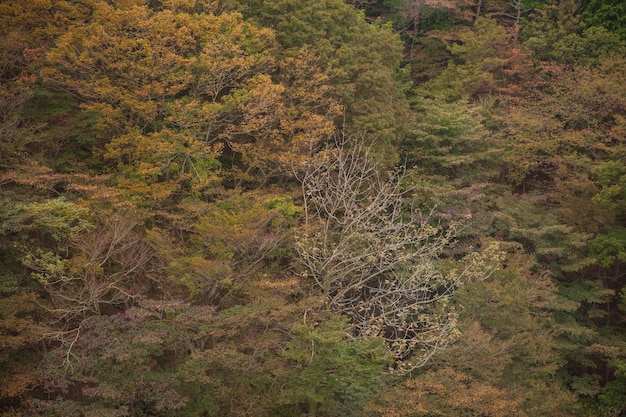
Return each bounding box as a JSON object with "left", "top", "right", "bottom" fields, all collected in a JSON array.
[
  {"left": 0, "top": 285, "right": 39, "bottom": 408},
  {"left": 368, "top": 253, "right": 579, "bottom": 417},
  {"left": 161, "top": 190, "right": 300, "bottom": 305},
  {"left": 404, "top": 96, "right": 501, "bottom": 184},
  {"left": 593, "top": 160, "right": 626, "bottom": 223},
  {"left": 19, "top": 208, "right": 158, "bottom": 371},
  {"left": 423, "top": 17, "right": 514, "bottom": 100},
  {"left": 522, "top": 0, "right": 625, "bottom": 64},
  {"left": 225, "top": 0, "right": 412, "bottom": 162},
  {"left": 580, "top": 0, "right": 626, "bottom": 41},
  {"left": 41, "top": 2, "right": 344, "bottom": 196},
  {"left": 296, "top": 136, "right": 499, "bottom": 372},
  {"left": 0, "top": 76, "right": 40, "bottom": 168},
  {"left": 41, "top": 2, "right": 278, "bottom": 198},
  {"left": 278, "top": 315, "right": 390, "bottom": 417},
  {"left": 217, "top": 50, "right": 343, "bottom": 182}
]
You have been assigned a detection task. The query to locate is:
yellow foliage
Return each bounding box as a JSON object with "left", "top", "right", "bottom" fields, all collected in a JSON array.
[
  {"left": 0, "top": 363, "right": 36, "bottom": 398},
  {"left": 224, "top": 50, "right": 343, "bottom": 179}
]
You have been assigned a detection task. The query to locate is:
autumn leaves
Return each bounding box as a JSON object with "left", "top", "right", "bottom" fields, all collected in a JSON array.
[{"left": 41, "top": 2, "right": 341, "bottom": 204}]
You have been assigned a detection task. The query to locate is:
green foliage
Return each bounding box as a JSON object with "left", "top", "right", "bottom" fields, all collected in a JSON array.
[
  {"left": 32, "top": 303, "right": 196, "bottom": 415},
  {"left": 523, "top": 0, "right": 626, "bottom": 63},
  {"left": 141, "top": 190, "right": 300, "bottom": 305},
  {"left": 491, "top": 193, "right": 594, "bottom": 275},
  {"left": 0, "top": 224, "right": 41, "bottom": 405},
  {"left": 590, "top": 228, "right": 626, "bottom": 268},
  {"left": 560, "top": 280, "right": 615, "bottom": 317},
  {"left": 423, "top": 17, "right": 511, "bottom": 100},
  {"left": 0, "top": 290, "right": 38, "bottom": 356},
  {"left": 553, "top": 278, "right": 625, "bottom": 413},
  {"left": 29, "top": 293, "right": 309, "bottom": 415},
  {"left": 369, "top": 253, "right": 577, "bottom": 417},
  {"left": 278, "top": 315, "right": 391, "bottom": 416},
  {"left": 175, "top": 292, "right": 317, "bottom": 417},
  {"left": 453, "top": 257, "right": 577, "bottom": 415},
  {"left": 581, "top": 0, "right": 626, "bottom": 41},
  {"left": 0, "top": 79, "right": 40, "bottom": 168},
  {"left": 599, "top": 360, "right": 626, "bottom": 413},
  {"left": 548, "top": 26, "right": 624, "bottom": 64},
  {"left": 405, "top": 96, "right": 500, "bottom": 183},
  {"left": 263, "top": 195, "right": 303, "bottom": 221},
  {"left": 22, "top": 89, "right": 100, "bottom": 172},
  {"left": 17, "top": 198, "right": 93, "bottom": 243},
  {"left": 593, "top": 161, "right": 626, "bottom": 219}
]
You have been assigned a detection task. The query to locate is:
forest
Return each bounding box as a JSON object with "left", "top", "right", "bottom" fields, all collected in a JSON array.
[{"left": 0, "top": 0, "right": 625, "bottom": 415}]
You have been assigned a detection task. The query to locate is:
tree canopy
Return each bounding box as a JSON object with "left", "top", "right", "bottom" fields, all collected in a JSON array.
[{"left": 1, "top": 0, "right": 625, "bottom": 416}]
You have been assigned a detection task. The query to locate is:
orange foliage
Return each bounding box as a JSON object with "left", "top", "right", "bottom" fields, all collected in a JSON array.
[
  {"left": 0, "top": 364, "right": 36, "bottom": 399},
  {"left": 223, "top": 50, "right": 343, "bottom": 179},
  {"left": 369, "top": 367, "right": 525, "bottom": 417}
]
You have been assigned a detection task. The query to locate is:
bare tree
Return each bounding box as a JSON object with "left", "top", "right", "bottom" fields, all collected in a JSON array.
[
  {"left": 25, "top": 211, "right": 156, "bottom": 371},
  {"left": 296, "top": 136, "right": 497, "bottom": 373}
]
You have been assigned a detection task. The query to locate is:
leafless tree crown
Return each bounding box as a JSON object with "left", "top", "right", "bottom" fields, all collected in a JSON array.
[{"left": 297, "top": 137, "right": 497, "bottom": 373}]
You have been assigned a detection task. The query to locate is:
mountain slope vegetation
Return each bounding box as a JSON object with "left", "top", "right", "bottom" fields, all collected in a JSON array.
[{"left": 0, "top": 0, "right": 624, "bottom": 416}]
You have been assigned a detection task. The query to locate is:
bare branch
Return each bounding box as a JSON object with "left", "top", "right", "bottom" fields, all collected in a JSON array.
[
  {"left": 296, "top": 135, "right": 497, "bottom": 373},
  {"left": 28, "top": 210, "right": 158, "bottom": 373}
]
